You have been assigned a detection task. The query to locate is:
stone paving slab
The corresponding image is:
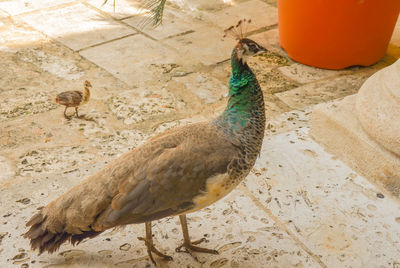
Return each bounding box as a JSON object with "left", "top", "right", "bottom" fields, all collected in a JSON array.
[
  {"left": 275, "top": 72, "right": 374, "bottom": 110},
  {"left": 80, "top": 34, "right": 180, "bottom": 86},
  {"left": 163, "top": 26, "right": 236, "bottom": 65},
  {"left": 107, "top": 88, "right": 186, "bottom": 125},
  {"left": 0, "top": 0, "right": 73, "bottom": 16},
  {"left": 166, "top": 0, "right": 246, "bottom": 16},
  {"left": 86, "top": 0, "right": 145, "bottom": 20},
  {"left": 0, "top": 170, "right": 320, "bottom": 267},
  {"left": 245, "top": 124, "right": 400, "bottom": 268},
  {"left": 202, "top": 0, "right": 278, "bottom": 31},
  {"left": 124, "top": 8, "right": 206, "bottom": 40},
  {"left": 20, "top": 3, "right": 136, "bottom": 51},
  {"left": 0, "top": 9, "right": 9, "bottom": 18},
  {"left": 249, "top": 28, "right": 282, "bottom": 55},
  {"left": 1, "top": 2, "right": 399, "bottom": 268},
  {"left": 278, "top": 63, "right": 349, "bottom": 84},
  {"left": 0, "top": 20, "right": 45, "bottom": 52},
  {"left": 172, "top": 72, "right": 226, "bottom": 104},
  {"left": 311, "top": 95, "right": 400, "bottom": 198}
]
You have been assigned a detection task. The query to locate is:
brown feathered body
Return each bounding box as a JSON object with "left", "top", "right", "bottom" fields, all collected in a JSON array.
[
  {"left": 55, "top": 84, "right": 90, "bottom": 108},
  {"left": 25, "top": 39, "right": 266, "bottom": 254}
]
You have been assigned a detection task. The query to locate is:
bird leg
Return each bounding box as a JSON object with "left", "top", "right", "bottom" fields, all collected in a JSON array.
[
  {"left": 175, "top": 215, "right": 219, "bottom": 261},
  {"left": 63, "top": 107, "right": 71, "bottom": 119},
  {"left": 138, "top": 221, "right": 173, "bottom": 265},
  {"left": 74, "top": 107, "right": 80, "bottom": 118}
]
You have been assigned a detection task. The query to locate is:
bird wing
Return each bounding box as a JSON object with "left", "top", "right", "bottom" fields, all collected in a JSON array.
[
  {"left": 92, "top": 122, "right": 240, "bottom": 229},
  {"left": 29, "top": 122, "right": 239, "bottom": 236},
  {"left": 56, "top": 91, "right": 83, "bottom": 106}
]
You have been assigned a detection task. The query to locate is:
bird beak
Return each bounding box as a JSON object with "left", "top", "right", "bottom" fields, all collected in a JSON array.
[{"left": 257, "top": 45, "right": 268, "bottom": 55}]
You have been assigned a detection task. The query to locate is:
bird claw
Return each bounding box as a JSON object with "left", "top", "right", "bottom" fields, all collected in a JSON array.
[
  {"left": 138, "top": 236, "right": 173, "bottom": 265},
  {"left": 175, "top": 238, "right": 219, "bottom": 263}
]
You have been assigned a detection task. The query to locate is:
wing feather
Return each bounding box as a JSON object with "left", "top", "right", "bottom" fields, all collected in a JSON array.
[{"left": 94, "top": 123, "right": 239, "bottom": 228}]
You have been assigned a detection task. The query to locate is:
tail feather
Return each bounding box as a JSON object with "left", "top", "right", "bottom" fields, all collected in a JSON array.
[{"left": 24, "top": 212, "right": 102, "bottom": 254}]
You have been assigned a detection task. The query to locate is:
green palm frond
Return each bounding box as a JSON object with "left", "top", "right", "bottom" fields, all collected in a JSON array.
[
  {"left": 140, "top": 0, "right": 167, "bottom": 27},
  {"left": 102, "top": 0, "right": 167, "bottom": 28}
]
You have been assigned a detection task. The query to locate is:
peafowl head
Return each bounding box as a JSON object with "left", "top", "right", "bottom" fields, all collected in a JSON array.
[
  {"left": 224, "top": 19, "right": 267, "bottom": 64},
  {"left": 234, "top": 38, "right": 267, "bottom": 63},
  {"left": 84, "top": 80, "right": 92, "bottom": 88}
]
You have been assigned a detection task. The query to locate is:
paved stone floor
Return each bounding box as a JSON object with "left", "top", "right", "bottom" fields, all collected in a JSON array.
[{"left": 0, "top": 0, "right": 400, "bottom": 267}]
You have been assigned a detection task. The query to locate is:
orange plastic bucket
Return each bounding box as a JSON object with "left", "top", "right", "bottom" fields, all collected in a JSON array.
[{"left": 278, "top": 0, "right": 400, "bottom": 69}]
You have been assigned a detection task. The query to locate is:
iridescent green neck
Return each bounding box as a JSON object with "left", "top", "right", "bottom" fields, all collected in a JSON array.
[{"left": 214, "top": 49, "right": 262, "bottom": 133}]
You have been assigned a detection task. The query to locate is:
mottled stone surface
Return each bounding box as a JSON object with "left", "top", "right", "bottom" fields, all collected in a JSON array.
[
  {"left": 163, "top": 26, "right": 236, "bottom": 65},
  {"left": 86, "top": 0, "right": 145, "bottom": 20},
  {"left": 80, "top": 34, "right": 180, "bottom": 86},
  {"left": 278, "top": 63, "right": 347, "bottom": 84},
  {"left": 246, "top": 127, "right": 400, "bottom": 267},
  {"left": 202, "top": 0, "right": 278, "bottom": 31},
  {"left": 0, "top": 0, "right": 73, "bottom": 15},
  {"left": 20, "top": 3, "right": 136, "bottom": 51},
  {"left": 275, "top": 72, "right": 374, "bottom": 110},
  {"left": 124, "top": 8, "right": 206, "bottom": 40},
  {"left": 0, "top": 1, "right": 399, "bottom": 267},
  {"left": 311, "top": 95, "right": 400, "bottom": 198}
]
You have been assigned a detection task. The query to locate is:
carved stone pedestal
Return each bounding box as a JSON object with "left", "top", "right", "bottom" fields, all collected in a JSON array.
[{"left": 310, "top": 59, "right": 400, "bottom": 198}]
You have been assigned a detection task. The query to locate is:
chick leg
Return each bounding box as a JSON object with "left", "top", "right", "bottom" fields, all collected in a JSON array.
[
  {"left": 176, "top": 214, "right": 218, "bottom": 261},
  {"left": 63, "top": 107, "right": 71, "bottom": 119},
  {"left": 138, "top": 221, "right": 173, "bottom": 265},
  {"left": 75, "top": 107, "right": 80, "bottom": 118}
]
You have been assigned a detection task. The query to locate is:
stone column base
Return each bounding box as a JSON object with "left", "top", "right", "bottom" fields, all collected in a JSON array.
[{"left": 310, "top": 95, "right": 400, "bottom": 198}]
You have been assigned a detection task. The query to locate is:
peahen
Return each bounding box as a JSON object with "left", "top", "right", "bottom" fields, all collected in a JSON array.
[{"left": 24, "top": 21, "right": 267, "bottom": 264}]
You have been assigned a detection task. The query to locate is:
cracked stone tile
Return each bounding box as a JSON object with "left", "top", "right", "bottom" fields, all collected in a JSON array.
[
  {"left": 0, "top": 90, "right": 58, "bottom": 120},
  {"left": 278, "top": 63, "right": 350, "bottom": 84},
  {"left": 17, "top": 146, "right": 96, "bottom": 176},
  {"left": 167, "top": 0, "right": 241, "bottom": 13},
  {"left": 0, "top": 0, "right": 73, "bottom": 15},
  {"left": 260, "top": 0, "right": 277, "bottom": 6},
  {"left": 0, "top": 156, "right": 15, "bottom": 186},
  {"left": 263, "top": 93, "right": 292, "bottom": 119},
  {"left": 20, "top": 3, "right": 136, "bottom": 51},
  {"left": 152, "top": 116, "right": 206, "bottom": 134},
  {"left": 107, "top": 88, "right": 185, "bottom": 125},
  {"left": 0, "top": 20, "right": 45, "bottom": 52},
  {"left": 172, "top": 73, "right": 226, "bottom": 104},
  {"left": 86, "top": 0, "right": 145, "bottom": 20},
  {"left": 64, "top": 108, "right": 149, "bottom": 157},
  {"left": 264, "top": 109, "right": 312, "bottom": 136},
  {"left": 202, "top": 0, "right": 278, "bottom": 31},
  {"left": 19, "top": 48, "right": 86, "bottom": 80},
  {"left": 245, "top": 128, "right": 400, "bottom": 267},
  {"left": 0, "top": 183, "right": 320, "bottom": 267},
  {"left": 124, "top": 8, "right": 206, "bottom": 40},
  {"left": 163, "top": 26, "right": 236, "bottom": 65},
  {"left": 249, "top": 28, "right": 284, "bottom": 55},
  {"left": 80, "top": 34, "right": 180, "bottom": 86},
  {"left": 275, "top": 72, "right": 374, "bottom": 110}
]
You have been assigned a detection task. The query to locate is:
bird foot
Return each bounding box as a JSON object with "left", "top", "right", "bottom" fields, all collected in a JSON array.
[
  {"left": 175, "top": 238, "right": 219, "bottom": 263},
  {"left": 138, "top": 236, "right": 173, "bottom": 265}
]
